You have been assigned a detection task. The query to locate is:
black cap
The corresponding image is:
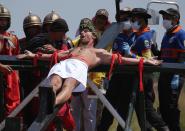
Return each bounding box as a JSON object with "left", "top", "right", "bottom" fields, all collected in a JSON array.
[
  {"left": 115, "top": 7, "right": 132, "bottom": 22},
  {"left": 159, "top": 8, "right": 180, "bottom": 19},
  {"left": 50, "top": 18, "right": 69, "bottom": 33},
  {"left": 131, "top": 8, "right": 151, "bottom": 19}
]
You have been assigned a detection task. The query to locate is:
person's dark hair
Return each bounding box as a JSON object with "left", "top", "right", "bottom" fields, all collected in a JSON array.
[
  {"left": 92, "top": 32, "right": 98, "bottom": 47},
  {"left": 50, "top": 18, "right": 69, "bottom": 33},
  {"left": 115, "top": 7, "right": 132, "bottom": 22},
  {"left": 131, "top": 8, "right": 151, "bottom": 19}
]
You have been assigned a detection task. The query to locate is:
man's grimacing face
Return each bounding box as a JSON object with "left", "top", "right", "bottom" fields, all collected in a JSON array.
[{"left": 80, "top": 29, "right": 94, "bottom": 46}]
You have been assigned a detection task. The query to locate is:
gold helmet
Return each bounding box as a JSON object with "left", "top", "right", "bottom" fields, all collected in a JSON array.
[
  {"left": 43, "top": 10, "right": 61, "bottom": 25},
  {"left": 0, "top": 4, "right": 10, "bottom": 18},
  {"left": 23, "top": 12, "right": 42, "bottom": 29},
  {"left": 0, "top": 4, "right": 11, "bottom": 30}
]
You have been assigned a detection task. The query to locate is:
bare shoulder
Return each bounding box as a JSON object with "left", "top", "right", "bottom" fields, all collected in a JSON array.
[{"left": 92, "top": 48, "right": 108, "bottom": 54}]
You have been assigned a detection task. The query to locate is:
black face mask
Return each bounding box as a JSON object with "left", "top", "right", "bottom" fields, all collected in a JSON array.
[
  {"left": 0, "top": 24, "right": 10, "bottom": 32},
  {"left": 53, "top": 40, "right": 63, "bottom": 48},
  {"left": 24, "top": 27, "right": 41, "bottom": 39}
]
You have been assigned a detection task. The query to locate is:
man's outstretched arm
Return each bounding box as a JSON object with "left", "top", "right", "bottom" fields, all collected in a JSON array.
[
  {"left": 17, "top": 50, "right": 72, "bottom": 61},
  {"left": 17, "top": 51, "right": 52, "bottom": 61},
  {"left": 95, "top": 49, "right": 161, "bottom": 66}
]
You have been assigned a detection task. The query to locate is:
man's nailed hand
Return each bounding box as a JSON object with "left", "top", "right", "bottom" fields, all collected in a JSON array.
[
  {"left": 16, "top": 50, "right": 35, "bottom": 59},
  {"left": 144, "top": 58, "right": 162, "bottom": 65}
]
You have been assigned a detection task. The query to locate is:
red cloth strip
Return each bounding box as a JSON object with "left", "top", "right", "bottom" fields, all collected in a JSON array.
[
  {"left": 108, "top": 53, "right": 123, "bottom": 80},
  {"left": 139, "top": 58, "right": 144, "bottom": 92},
  {"left": 33, "top": 52, "right": 42, "bottom": 66}
]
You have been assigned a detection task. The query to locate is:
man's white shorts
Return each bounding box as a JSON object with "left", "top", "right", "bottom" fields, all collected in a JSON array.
[{"left": 47, "top": 59, "right": 88, "bottom": 92}]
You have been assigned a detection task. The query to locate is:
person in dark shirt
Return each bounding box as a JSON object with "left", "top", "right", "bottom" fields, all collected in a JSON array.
[{"left": 158, "top": 8, "right": 185, "bottom": 131}]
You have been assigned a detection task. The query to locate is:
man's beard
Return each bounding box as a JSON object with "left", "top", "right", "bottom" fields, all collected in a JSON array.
[{"left": 80, "top": 39, "right": 89, "bottom": 46}]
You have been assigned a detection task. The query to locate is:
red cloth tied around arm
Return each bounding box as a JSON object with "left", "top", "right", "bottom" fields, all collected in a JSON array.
[
  {"left": 50, "top": 51, "right": 59, "bottom": 67},
  {"left": 50, "top": 50, "right": 73, "bottom": 68},
  {"left": 108, "top": 53, "right": 123, "bottom": 80},
  {"left": 33, "top": 52, "right": 43, "bottom": 66},
  {"left": 138, "top": 58, "right": 144, "bottom": 92},
  {"left": 50, "top": 50, "right": 66, "bottom": 67}
]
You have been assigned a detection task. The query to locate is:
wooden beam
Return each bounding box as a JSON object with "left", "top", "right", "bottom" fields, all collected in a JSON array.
[
  {"left": 28, "top": 87, "right": 62, "bottom": 131},
  {"left": 87, "top": 78, "right": 126, "bottom": 129},
  {"left": 90, "top": 63, "right": 185, "bottom": 74},
  {"left": 0, "top": 55, "right": 185, "bottom": 73}
]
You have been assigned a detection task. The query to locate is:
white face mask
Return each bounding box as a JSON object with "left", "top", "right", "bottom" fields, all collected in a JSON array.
[
  {"left": 122, "top": 20, "right": 131, "bottom": 30},
  {"left": 163, "top": 19, "right": 173, "bottom": 30},
  {"left": 131, "top": 21, "right": 140, "bottom": 31}
]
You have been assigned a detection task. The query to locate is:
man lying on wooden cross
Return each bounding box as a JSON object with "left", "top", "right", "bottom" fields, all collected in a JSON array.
[{"left": 17, "top": 19, "right": 161, "bottom": 112}]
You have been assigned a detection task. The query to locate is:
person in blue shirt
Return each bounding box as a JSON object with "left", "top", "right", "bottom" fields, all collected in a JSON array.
[
  {"left": 98, "top": 7, "right": 136, "bottom": 131},
  {"left": 158, "top": 8, "right": 185, "bottom": 131},
  {"left": 129, "top": 8, "right": 169, "bottom": 131},
  {"left": 98, "top": 7, "right": 169, "bottom": 131}
]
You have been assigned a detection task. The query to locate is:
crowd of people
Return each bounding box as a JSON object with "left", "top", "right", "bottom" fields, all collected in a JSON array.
[{"left": 0, "top": 3, "right": 185, "bottom": 131}]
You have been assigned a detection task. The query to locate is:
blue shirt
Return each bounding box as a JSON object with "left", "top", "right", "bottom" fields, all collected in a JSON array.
[
  {"left": 131, "top": 29, "right": 153, "bottom": 57},
  {"left": 112, "top": 32, "right": 135, "bottom": 56},
  {"left": 160, "top": 26, "right": 185, "bottom": 63}
]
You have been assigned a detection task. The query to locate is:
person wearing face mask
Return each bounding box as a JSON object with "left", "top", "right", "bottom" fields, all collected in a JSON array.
[
  {"left": 20, "top": 19, "right": 74, "bottom": 129},
  {"left": 18, "top": 12, "right": 42, "bottom": 127},
  {"left": 19, "top": 12, "right": 42, "bottom": 53},
  {"left": 113, "top": 7, "right": 134, "bottom": 56},
  {"left": 158, "top": 8, "right": 185, "bottom": 131},
  {"left": 98, "top": 8, "right": 137, "bottom": 131},
  {"left": 27, "top": 18, "right": 73, "bottom": 53},
  {"left": 129, "top": 8, "right": 169, "bottom": 131}
]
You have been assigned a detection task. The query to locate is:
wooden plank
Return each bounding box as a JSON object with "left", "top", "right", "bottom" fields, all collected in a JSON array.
[
  {"left": 28, "top": 106, "right": 62, "bottom": 131},
  {"left": 0, "top": 73, "right": 5, "bottom": 122},
  {"left": 28, "top": 87, "right": 63, "bottom": 131},
  {"left": 0, "top": 55, "right": 48, "bottom": 68},
  {"left": 90, "top": 62, "right": 185, "bottom": 74},
  {"left": 0, "top": 55, "right": 185, "bottom": 73},
  {"left": 87, "top": 78, "right": 126, "bottom": 129},
  {"left": 4, "top": 117, "right": 23, "bottom": 131},
  {"left": 0, "top": 81, "right": 41, "bottom": 130},
  {"left": 125, "top": 76, "right": 138, "bottom": 131},
  {"left": 0, "top": 55, "right": 32, "bottom": 65}
]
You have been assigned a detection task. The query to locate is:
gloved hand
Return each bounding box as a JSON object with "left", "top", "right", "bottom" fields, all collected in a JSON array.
[
  {"left": 171, "top": 75, "right": 180, "bottom": 90},
  {"left": 113, "top": 41, "right": 131, "bottom": 56}
]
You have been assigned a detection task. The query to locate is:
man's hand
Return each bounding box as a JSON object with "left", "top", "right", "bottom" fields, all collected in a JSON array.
[
  {"left": 16, "top": 50, "right": 35, "bottom": 59},
  {"left": 0, "top": 64, "right": 13, "bottom": 75},
  {"left": 42, "top": 44, "right": 57, "bottom": 53},
  {"left": 144, "top": 58, "right": 162, "bottom": 65}
]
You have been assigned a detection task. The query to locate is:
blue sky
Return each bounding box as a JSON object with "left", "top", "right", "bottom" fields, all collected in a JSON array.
[{"left": 1, "top": 0, "right": 185, "bottom": 44}]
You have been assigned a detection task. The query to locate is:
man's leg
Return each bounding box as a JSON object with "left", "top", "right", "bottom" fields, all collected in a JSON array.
[
  {"left": 158, "top": 74, "right": 183, "bottom": 131},
  {"left": 50, "top": 75, "right": 79, "bottom": 105},
  {"left": 143, "top": 74, "right": 169, "bottom": 131}
]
